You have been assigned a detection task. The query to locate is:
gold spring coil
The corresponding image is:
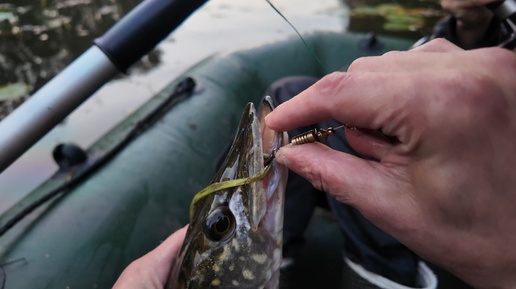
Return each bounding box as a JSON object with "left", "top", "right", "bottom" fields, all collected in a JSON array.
[
  {"left": 291, "top": 129, "right": 320, "bottom": 145},
  {"left": 290, "top": 125, "right": 351, "bottom": 145},
  {"left": 290, "top": 124, "right": 401, "bottom": 146}
]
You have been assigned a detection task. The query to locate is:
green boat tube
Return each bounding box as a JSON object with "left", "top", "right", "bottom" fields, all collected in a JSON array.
[{"left": 0, "top": 32, "right": 414, "bottom": 289}]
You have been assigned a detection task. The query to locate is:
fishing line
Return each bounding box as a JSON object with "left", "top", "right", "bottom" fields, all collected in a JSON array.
[{"left": 264, "top": 0, "right": 328, "bottom": 72}]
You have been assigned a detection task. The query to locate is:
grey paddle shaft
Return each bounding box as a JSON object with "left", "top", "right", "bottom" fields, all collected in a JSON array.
[
  {"left": 0, "top": 0, "right": 208, "bottom": 173},
  {"left": 0, "top": 47, "right": 118, "bottom": 173}
]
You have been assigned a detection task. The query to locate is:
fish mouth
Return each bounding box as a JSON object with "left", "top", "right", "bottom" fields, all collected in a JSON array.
[{"left": 212, "top": 95, "right": 287, "bottom": 232}]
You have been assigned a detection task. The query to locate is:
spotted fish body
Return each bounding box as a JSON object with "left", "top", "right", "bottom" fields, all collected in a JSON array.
[{"left": 166, "top": 96, "right": 288, "bottom": 289}]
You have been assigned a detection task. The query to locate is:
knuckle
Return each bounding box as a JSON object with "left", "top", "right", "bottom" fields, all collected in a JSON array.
[
  {"left": 294, "top": 156, "right": 335, "bottom": 196},
  {"left": 438, "top": 68, "right": 508, "bottom": 128},
  {"left": 382, "top": 50, "right": 402, "bottom": 57},
  {"left": 299, "top": 163, "right": 325, "bottom": 192},
  {"left": 306, "top": 160, "right": 353, "bottom": 204},
  {"left": 347, "top": 56, "right": 370, "bottom": 73},
  {"left": 428, "top": 37, "right": 451, "bottom": 47},
  {"left": 317, "top": 71, "right": 345, "bottom": 85},
  {"left": 420, "top": 38, "right": 458, "bottom": 52},
  {"left": 315, "top": 71, "right": 351, "bottom": 97}
]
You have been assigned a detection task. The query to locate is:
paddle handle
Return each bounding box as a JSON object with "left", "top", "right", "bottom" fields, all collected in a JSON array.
[
  {"left": 0, "top": 0, "right": 207, "bottom": 173},
  {"left": 0, "top": 47, "right": 118, "bottom": 174},
  {"left": 95, "top": 0, "right": 208, "bottom": 72}
]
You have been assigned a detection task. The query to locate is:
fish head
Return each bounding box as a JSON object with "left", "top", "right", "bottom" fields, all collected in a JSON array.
[{"left": 167, "top": 96, "right": 288, "bottom": 289}]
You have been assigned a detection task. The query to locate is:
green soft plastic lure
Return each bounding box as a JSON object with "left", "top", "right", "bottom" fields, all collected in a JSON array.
[{"left": 189, "top": 164, "right": 273, "bottom": 220}]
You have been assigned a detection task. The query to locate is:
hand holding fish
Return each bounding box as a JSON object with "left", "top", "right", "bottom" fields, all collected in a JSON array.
[
  {"left": 112, "top": 226, "right": 187, "bottom": 289},
  {"left": 266, "top": 39, "right": 516, "bottom": 289}
]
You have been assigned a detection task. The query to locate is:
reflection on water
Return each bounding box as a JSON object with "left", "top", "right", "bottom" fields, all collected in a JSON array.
[{"left": 0, "top": 0, "right": 155, "bottom": 119}]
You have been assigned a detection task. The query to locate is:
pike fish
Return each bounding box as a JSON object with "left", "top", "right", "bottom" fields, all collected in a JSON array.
[{"left": 166, "top": 96, "right": 288, "bottom": 289}]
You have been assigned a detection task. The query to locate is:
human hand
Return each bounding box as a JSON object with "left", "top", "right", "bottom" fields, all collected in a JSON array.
[
  {"left": 112, "top": 226, "right": 187, "bottom": 289},
  {"left": 266, "top": 39, "right": 516, "bottom": 288}
]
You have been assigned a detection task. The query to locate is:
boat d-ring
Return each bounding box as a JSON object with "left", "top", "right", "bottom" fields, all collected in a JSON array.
[{"left": 52, "top": 143, "right": 88, "bottom": 170}]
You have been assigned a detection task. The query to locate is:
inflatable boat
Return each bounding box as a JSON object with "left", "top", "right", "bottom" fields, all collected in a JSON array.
[{"left": 0, "top": 30, "right": 419, "bottom": 288}]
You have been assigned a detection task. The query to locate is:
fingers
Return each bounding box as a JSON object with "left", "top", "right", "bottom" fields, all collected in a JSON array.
[
  {"left": 274, "top": 143, "right": 411, "bottom": 225},
  {"left": 112, "top": 226, "right": 188, "bottom": 289},
  {"left": 344, "top": 128, "right": 394, "bottom": 160},
  {"left": 266, "top": 39, "right": 464, "bottom": 145},
  {"left": 267, "top": 71, "right": 417, "bottom": 144},
  {"left": 266, "top": 71, "right": 351, "bottom": 131}
]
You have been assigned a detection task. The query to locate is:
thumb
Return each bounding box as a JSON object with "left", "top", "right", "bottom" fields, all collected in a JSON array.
[
  {"left": 275, "top": 143, "right": 413, "bottom": 226},
  {"left": 112, "top": 226, "right": 188, "bottom": 289}
]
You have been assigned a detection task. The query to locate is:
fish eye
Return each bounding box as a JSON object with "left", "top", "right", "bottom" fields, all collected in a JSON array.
[{"left": 203, "top": 207, "right": 236, "bottom": 242}]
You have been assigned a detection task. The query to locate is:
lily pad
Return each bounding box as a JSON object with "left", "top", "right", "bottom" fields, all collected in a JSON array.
[{"left": 0, "top": 83, "right": 31, "bottom": 101}]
